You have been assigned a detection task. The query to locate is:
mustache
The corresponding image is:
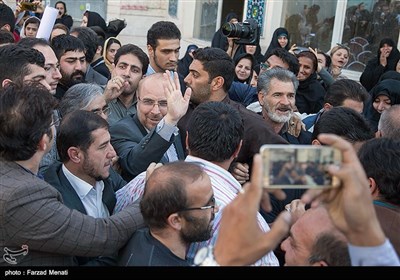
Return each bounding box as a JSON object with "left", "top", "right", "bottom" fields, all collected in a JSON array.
[
  {"left": 72, "top": 70, "right": 85, "bottom": 77},
  {"left": 277, "top": 106, "right": 292, "bottom": 111}
]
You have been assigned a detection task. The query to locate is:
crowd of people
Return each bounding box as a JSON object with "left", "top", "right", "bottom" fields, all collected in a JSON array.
[{"left": 0, "top": 0, "right": 399, "bottom": 267}]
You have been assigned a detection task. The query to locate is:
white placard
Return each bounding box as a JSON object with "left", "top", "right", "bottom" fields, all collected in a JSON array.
[{"left": 36, "top": 6, "right": 58, "bottom": 41}]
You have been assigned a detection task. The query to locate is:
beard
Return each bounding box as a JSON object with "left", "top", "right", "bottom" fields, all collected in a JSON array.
[
  {"left": 189, "top": 85, "right": 211, "bottom": 105},
  {"left": 264, "top": 102, "right": 293, "bottom": 123},
  {"left": 60, "top": 70, "right": 86, "bottom": 88},
  {"left": 82, "top": 156, "right": 109, "bottom": 182},
  {"left": 180, "top": 214, "right": 213, "bottom": 243}
]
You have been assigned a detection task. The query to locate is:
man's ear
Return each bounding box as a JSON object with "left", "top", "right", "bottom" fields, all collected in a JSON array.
[
  {"left": 167, "top": 213, "right": 182, "bottom": 230},
  {"left": 37, "top": 134, "right": 49, "bottom": 152},
  {"left": 312, "top": 139, "right": 321, "bottom": 145},
  {"left": 210, "top": 76, "right": 224, "bottom": 91},
  {"left": 258, "top": 92, "right": 264, "bottom": 105},
  {"left": 147, "top": 44, "right": 154, "bottom": 58},
  {"left": 96, "top": 45, "right": 102, "bottom": 55},
  {"left": 232, "top": 140, "right": 243, "bottom": 159},
  {"left": 323, "top": 103, "right": 333, "bottom": 111},
  {"left": 2, "top": 79, "right": 13, "bottom": 88},
  {"left": 369, "top": 177, "right": 379, "bottom": 198},
  {"left": 67, "top": 147, "right": 81, "bottom": 164}
]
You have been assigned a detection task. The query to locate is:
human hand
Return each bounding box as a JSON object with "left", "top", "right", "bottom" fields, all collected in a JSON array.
[
  {"left": 145, "top": 162, "right": 163, "bottom": 181},
  {"left": 162, "top": 70, "right": 191, "bottom": 126},
  {"left": 103, "top": 75, "right": 126, "bottom": 102},
  {"left": 32, "top": 0, "right": 44, "bottom": 13},
  {"left": 379, "top": 51, "right": 389, "bottom": 67},
  {"left": 230, "top": 162, "right": 249, "bottom": 184},
  {"left": 287, "top": 113, "right": 305, "bottom": 137},
  {"left": 301, "top": 134, "right": 386, "bottom": 247},
  {"left": 289, "top": 44, "right": 297, "bottom": 55},
  {"left": 284, "top": 199, "right": 306, "bottom": 224},
  {"left": 214, "top": 154, "right": 292, "bottom": 266},
  {"left": 308, "top": 47, "right": 323, "bottom": 72}
]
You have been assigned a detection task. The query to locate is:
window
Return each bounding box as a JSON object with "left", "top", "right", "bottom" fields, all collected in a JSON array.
[
  {"left": 281, "top": 0, "right": 338, "bottom": 53},
  {"left": 342, "top": 0, "right": 400, "bottom": 72}
]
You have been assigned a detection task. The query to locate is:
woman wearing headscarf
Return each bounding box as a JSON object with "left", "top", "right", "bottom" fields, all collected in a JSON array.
[
  {"left": 364, "top": 79, "right": 400, "bottom": 132},
  {"left": 233, "top": 53, "right": 256, "bottom": 84},
  {"left": 295, "top": 51, "right": 327, "bottom": 114},
  {"left": 81, "top": 10, "right": 107, "bottom": 35},
  {"left": 54, "top": 1, "right": 73, "bottom": 30},
  {"left": 360, "top": 38, "right": 400, "bottom": 91},
  {"left": 265, "top": 27, "right": 291, "bottom": 56},
  {"left": 103, "top": 37, "right": 121, "bottom": 73},
  {"left": 177, "top": 44, "right": 198, "bottom": 78}
]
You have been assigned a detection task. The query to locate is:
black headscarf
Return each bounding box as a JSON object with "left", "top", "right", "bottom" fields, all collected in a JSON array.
[
  {"left": 265, "top": 27, "right": 290, "bottom": 56},
  {"left": 84, "top": 10, "right": 107, "bottom": 34},
  {"left": 177, "top": 44, "right": 198, "bottom": 78}
]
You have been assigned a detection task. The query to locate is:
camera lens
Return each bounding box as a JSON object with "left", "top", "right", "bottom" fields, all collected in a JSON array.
[
  {"left": 221, "top": 22, "right": 235, "bottom": 36},
  {"left": 222, "top": 22, "right": 250, "bottom": 38},
  {"left": 221, "top": 19, "right": 259, "bottom": 45}
]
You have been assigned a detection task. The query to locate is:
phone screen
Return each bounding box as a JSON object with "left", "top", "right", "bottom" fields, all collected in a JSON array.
[{"left": 260, "top": 145, "right": 341, "bottom": 189}]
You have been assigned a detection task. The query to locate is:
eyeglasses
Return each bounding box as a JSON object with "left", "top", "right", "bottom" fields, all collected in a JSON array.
[
  {"left": 179, "top": 197, "right": 216, "bottom": 212},
  {"left": 44, "top": 63, "right": 60, "bottom": 73},
  {"left": 91, "top": 105, "right": 111, "bottom": 116},
  {"left": 138, "top": 97, "right": 168, "bottom": 108},
  {"left": 50, "top": 114, "right": 61, "bottom": 127},
  {"left": 260, "top": 62, "right": 270, "bottom": 71}
]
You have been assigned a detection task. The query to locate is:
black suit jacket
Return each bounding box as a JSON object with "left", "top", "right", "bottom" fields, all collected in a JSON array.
[
  {"left": 110, "top": 114, "right": 185, "bottom": 181},
  {"left": 44, "top": 162, "right": 126, "bottom": 214},
  {"left": 43, "top": 162, "right": 127, "bottom": 266}
]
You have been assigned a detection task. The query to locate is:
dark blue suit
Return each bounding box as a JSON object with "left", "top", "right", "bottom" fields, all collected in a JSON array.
[{"left": 110, "top": 114, "right": 185, "bottom": 181}]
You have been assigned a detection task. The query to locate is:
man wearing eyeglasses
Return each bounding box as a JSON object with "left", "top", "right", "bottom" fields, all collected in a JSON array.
[
  {"left": 18, "top": 38, "right": 62, "bottom": 95},
  {"left": 0, "top": 86, "right": 144, "bottom": 266},
  {"left": 110, "top": 71, "right": 189, "bottom": 181},
  {"left": 43, "top": 110, "right": 127, "bottom": 265},
  {"left": 118, "top": 161, "right": 217, "bottom": 266}
]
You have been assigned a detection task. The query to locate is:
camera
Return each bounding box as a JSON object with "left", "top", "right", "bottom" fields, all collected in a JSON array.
[
  {"left": 260, "top": 144, "right": 341, "bottom": 189},
  {"left": 222, "top": 18, "right": 260, "bottom": 45}
]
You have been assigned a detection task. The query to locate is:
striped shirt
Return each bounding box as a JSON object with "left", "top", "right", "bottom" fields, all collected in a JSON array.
[
  {"left": 113, "top": 156, "right": 279, "bottom": 266},
  {"left": 185, "top": 156, "right": 279, "bottom": 266}
]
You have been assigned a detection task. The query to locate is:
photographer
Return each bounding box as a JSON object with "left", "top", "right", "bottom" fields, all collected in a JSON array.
[
  {"left": 211, "top": 12, "right": 239, "bottom": 52},
  {"left": 222, "top": 18, "right": 261, "bottom": 60}
]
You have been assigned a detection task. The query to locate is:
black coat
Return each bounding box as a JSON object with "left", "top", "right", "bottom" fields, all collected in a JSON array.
[{"left": 296, "top": 72, "right": 326, "bottom": 114}]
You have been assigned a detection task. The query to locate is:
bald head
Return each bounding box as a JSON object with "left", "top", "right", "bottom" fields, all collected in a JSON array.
[
  {"left": 137, "top": 72, "right": 164, "bottom": 99},
  {"left": 378, "top": 104, "right": 400, "bottom": 140},
  {"left": 141, "top": 162, "right": 211, "bottom": 229}
]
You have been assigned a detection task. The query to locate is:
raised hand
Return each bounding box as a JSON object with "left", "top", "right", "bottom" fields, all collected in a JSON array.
[
  {"left": 214, "top": 154, "right": 291, "bottom": 266},
  {"left": 162, "top": 70, "right": 191, "bottom": 126}
]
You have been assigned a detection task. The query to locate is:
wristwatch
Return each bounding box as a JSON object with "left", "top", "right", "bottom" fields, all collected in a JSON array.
[{"left": 194, "top": 246, "right": 220, "bottom": 266}]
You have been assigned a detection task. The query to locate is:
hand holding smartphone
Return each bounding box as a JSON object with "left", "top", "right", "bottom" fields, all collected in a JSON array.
[{"left": 260, "top": 144, "right": 341, "bottom": 189}]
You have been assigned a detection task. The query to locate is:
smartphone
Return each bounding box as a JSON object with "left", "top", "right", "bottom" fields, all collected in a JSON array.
[
  {"left": 20, "top": 0, "right": 37, "bottom": 11},
  {"left": 260, "top": 144, "right": 341, "bottom": 189},
  {"left": 293, "top": 46, "right": 309, "bottom": 55}
]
